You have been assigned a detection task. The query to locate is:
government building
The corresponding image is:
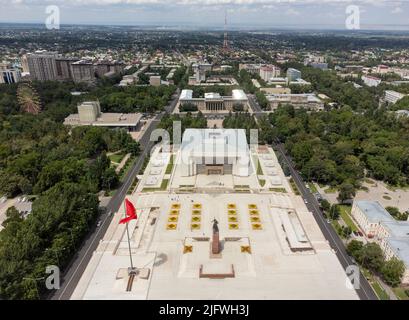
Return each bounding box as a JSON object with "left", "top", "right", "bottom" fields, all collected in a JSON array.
[
  {"left": 180, "top": 129, "right": 251, "bottom": 177},
  {"left": 179, "top": 89, "right": 249, "bottom": 112}
]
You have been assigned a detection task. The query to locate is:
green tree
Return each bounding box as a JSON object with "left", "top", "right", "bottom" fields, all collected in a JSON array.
[
  {"left": 357, "top": 243, "right": 385, "bottom": 273},
  {"left": 381, "top": 257, "right": 405, "bottom": 287},
  {"left": 320, "top": 199, "right": 331, "bottom": 212},
  {"left": 337, "top": 183, "right": 356, "bottom": 204},
  {"left": 329, "top": 204, "right": 340, "bottom": 220},
  {"left": 346, "top": 240, "right": 364, "bottom": 258}
]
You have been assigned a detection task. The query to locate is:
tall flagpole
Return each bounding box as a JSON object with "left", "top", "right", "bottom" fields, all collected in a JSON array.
[{"left": 125, "top": 222, "right": 134, "bottom": 271}]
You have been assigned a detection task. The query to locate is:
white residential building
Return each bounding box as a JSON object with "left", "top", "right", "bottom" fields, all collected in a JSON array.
[
  {"left": 351, "top": 200, "right": 409, "bottom": 284},
  {"left": 351, "top": 201, "right": 393, "bottom": 238},
  {"left": 0, "top": 63, "right": 21, "bottom": 84},
  {"left": 259, "top": 65, "right": 281, "bottom": 82},
  {"left": 384, "top": 90, "right": 406, "bottom": 104},
  {"left": 362, "top": 75, "right": 382, "bottom": 87},
  {"left": 265, "top": 93, "right": 324, "bottom": 111}
]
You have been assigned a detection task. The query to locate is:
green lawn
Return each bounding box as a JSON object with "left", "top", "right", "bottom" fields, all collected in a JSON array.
[
  {"left": 142, "top": 179, "right": 169, "bottom": 192},
  {"left": 127, "top": 177, "right": 139, "bottom": 195},
  {"left": 308, "top": 182, "right": 318, "bottom": 193},
  {"left": 253, "top": 156, "right": 264, "bottom": 175},
  {"left": 270, "top": 187, "right": 287, "bottom": 193},
  {"left": 118, "top": 157, "right": 135, "bottom": 182},
  {"left": 331, "top": 220, "right": 343, "bottom": 237},
  {"left": 289, "top": 178, "right": 300, "bottom": 195},
  {"left": 165, "top": 155, "right": 175, "bottom": 174},
  {"left": 324, "top": 186, "right": 338, "bottom": 194},
  {"left": 259, "top": 179, "right": 266, "bottom": 187},
  {"left": 109, "top": 153, "right": 125, "bottom": 164},
  {"left": 364, "top": 178, "right": 376, "bottom": 185},
  {"left": 338, "top": 205, "right": 358, "bottom": 232},
  {"left": 372, "top": 281, "right": 390, "bottom": 300},
  {"left": 393, "top": 287, "right": 409, "bottom": 300}
]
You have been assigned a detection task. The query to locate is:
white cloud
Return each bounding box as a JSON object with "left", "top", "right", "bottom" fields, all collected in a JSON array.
[
  {"left": 285, "top": 8, "right": 300, "bottom": 16},
  {"left": 391, "top": 7, "right": 403, "bottom": 14}
]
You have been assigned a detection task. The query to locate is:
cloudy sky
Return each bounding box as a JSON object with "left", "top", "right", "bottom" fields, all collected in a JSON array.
[{"left": 0, "top": 0, "right": 408, "bottom": 30}]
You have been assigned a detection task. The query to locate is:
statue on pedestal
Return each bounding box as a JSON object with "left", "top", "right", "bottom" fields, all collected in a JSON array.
[{"left": 211, "top": 219, "right": 220, "bottom": 254}]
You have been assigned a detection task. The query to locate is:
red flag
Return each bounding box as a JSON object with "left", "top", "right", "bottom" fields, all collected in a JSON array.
[{"left": 119, "top": 199, "right": 137, "bottom": 224}]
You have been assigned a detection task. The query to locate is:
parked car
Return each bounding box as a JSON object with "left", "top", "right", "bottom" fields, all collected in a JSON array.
[{"left": 97, "top": 220, "right": 102, "bottom": 227}]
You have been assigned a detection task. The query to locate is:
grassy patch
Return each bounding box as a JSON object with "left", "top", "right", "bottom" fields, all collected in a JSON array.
[
  {"left": 383, "top": 195, "right": 392, "bottom": 200},
  {"left": 165, "top": 155, "right": 175, "bottom": 174},
  {"left": 289, "top": 178, "right": 300, "bottom": 195},
  {"left": 338, "top": 205, "right": 358, "bottom": 232},
  {"left": 109, "top": 153, "right": 125, "bottom": 164},
  {"left": 324, "top": 186, "right": 338, "bottom": 194},
  {"left": 270, "top": 187, "right": 287, "bottom": 193},
  {"left": 118, "top": 156, "right": 135, "bottom": 182},
  {"left": 372, "top": 281, "right": 390, "bottom": 300},
  {"left": 307, "top": 182, "right": 318, "bottom": 193},
  {"left": 127, "top": 177, "right": 139, "bottom": 195},
  {"left": 331, "top": 219, "right": 343, "bottom": 237},
  {"left": 393, "top": 287, "right": 409, "bottom": 300},
  {"left": 253, "top": 156, "right": 264, "bottom": 175},
  {"left": 364, "top": 178, "right": 375, "bottom": 185},
  {"left": 259, "top": 179, "right": 266, "bottom": 187},
  {"left": 142, "top": 179, "right": 169, "bottom": 192}
]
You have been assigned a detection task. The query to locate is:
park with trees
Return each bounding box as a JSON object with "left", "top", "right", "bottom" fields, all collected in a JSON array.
[{"left": 0, "top": 77, "right": 147, "bottom": 299}]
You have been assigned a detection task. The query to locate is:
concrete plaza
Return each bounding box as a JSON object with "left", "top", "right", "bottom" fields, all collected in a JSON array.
[{"left": 72, "top": 141, "right": 358, "bottom": 300}]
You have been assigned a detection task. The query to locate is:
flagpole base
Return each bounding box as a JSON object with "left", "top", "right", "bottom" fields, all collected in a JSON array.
[{"left": 128, "top": 267, "right": 138, "bottom": 276}]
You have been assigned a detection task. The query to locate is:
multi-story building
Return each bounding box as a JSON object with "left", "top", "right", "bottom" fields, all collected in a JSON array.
[
  {"left": 56, "top": 57, "right": 79, "bottom": 81},
  {"left": 259, "top": 65, "right": 281, "bottom": 82},
  {"left": 384, "top": 90, "right": 406, "bottom": 104},
  {"left": 239, "top": 63, "right": 261, "bottom": 74},
  {"left": 265, "top": 93, "right": 324, "bottom": 111},
  {"left": 351, "top": 200, "right": 409, "bottom": 284},
  {"left": 286, "top": 68, "right": 302, "bottom": 82},
  {"left": 20, "top": 55, "right": 30, "bottom": 73},
  {"left": 192, "top": 63, "right": 212, "bottom": 83},
  {"left": 0, "top": 63, "right": 21, "bottom": 84},
  {"left": 351, "top": 201, "right": 393, "bottom": 238},
  {"left": 179, "top": 89, "right": 248, "bottom": 112},
  {"left": 26, "top": 51, "right": 124, "bottom": 83},
  {"left": 180, "top": 129, "right": 251, "bottom": 177},
  {"left": 149, "top": 75, "right": 161, "bottom": 87},
  {"left": 94, "top": 61, "right": 124, "bottom": 78},
  {"left": 260, "top": 87, "right": 291, "bottom": 94},
  {"left": 362, "top": 75, "right": 382, "bottom": 87},
  {"left": 70, "top": 60, "right": 95, "bottom": 83},
  {"left": 345, "top": 65, "right": 364, "bottom": 73},
  {"left": 26, "top": 50, "right": 59, "bottom": 81},
  {"left": 64, "top": 101, "right": 142, "bottom": 131},
  {"left": 310, "top": 62, "right": 328, "bottom": 70},
  {"left": 375, "top": 65, "right": 390, "bottom": 74}
]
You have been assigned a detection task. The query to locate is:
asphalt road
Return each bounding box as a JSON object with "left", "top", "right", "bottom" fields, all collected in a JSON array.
[
  {"left": 249, "top": 93, "right": 377, "bottom": 300},
  {"left": 50, "top": 89, "right": 180, "bottom": 300}
]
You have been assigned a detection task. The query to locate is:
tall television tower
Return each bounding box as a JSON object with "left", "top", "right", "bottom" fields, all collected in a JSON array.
[{"left": 223, "top": 10, "right": 229, "bottom": 53}]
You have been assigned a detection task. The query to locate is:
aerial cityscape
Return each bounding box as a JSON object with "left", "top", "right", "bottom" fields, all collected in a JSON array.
[{"left": 0, "top": 0, "right": 409, "bottom": 306}]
